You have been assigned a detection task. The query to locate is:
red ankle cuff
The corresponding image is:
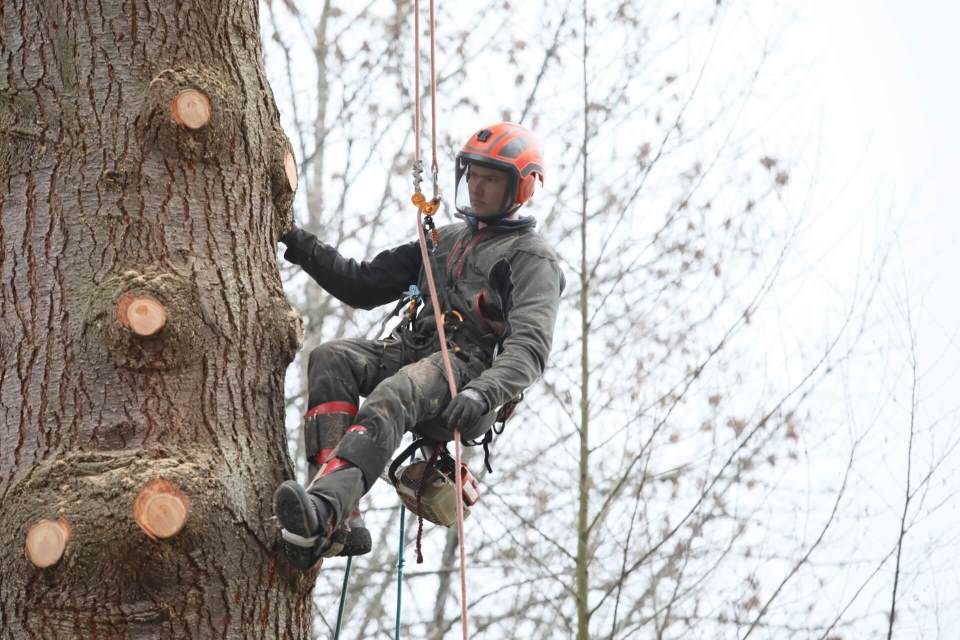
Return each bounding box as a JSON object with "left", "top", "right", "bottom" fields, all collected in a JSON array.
[
  {"left": 315, "top": 448, "right": 335, "bottom": 465},
  {"left": 320, "top": 456, "right": 353, "bottom": 476}
]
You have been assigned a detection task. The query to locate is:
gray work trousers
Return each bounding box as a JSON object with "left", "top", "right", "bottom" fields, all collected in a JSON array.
[{"left": 305, "top": 336, "right": 489, "bottom": 525}]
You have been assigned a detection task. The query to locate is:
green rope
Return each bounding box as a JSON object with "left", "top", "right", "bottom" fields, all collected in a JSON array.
[
  {"left": 395, "top": 505, "right": 407, "bottom": 640},
  {"left": 334, "top": 556, "right": 352, "bottom": 639}
]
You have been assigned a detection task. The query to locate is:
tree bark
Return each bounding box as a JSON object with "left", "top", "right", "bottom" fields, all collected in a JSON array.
[{"left": 0, "top": 1, "right": 312, "bottom": 637}]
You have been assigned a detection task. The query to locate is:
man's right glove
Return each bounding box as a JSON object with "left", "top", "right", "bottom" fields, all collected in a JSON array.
[{"left": 441, "top": 389, "right": 488, "bottom": 432}]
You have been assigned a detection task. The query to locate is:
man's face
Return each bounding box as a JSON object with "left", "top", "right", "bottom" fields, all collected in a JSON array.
[{"left": 467, "top": 164, "right": 511, "bottom": 217}]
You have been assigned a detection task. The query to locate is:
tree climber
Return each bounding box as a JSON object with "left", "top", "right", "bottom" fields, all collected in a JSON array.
[{"left": 274, "top": 122, "right": 565, "bottom": 570}]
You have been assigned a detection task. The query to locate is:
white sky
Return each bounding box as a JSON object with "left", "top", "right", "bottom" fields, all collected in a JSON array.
[
  {"left": 812, "top": 0, "right": 960, "bottom": 327},
  {"left": 805, "top": 0, "right": 960, "bottom": 434},
  {"left": 767, "top": 2, "right": 960, "bottom": 634}
]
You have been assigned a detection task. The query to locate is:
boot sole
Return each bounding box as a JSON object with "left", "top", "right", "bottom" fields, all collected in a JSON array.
[
  {"left": 273, "top": 481, "right": 324, "bottom": 571},
  {"left": 274, "top": 482, "right": 370, "bottom": 558},
  {"left": 274, "top": 481, "right": 318, "bottom": 537}
]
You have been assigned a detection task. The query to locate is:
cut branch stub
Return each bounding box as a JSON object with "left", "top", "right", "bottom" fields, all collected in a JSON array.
[
  {"left": 169, "top": 89, "right": 211, "bottom": 129},
  {"left": 144, "top": 67, "right": 241, "bottom": 161},
  {"left": 116, "top": 294, "right": 167, "bottom": 337},
  {"left": 283, "top": 151, "right": 298, "bottom": 193},
  {"left": 89, "top": 271, "right": 205, "bottom": 371},
  {"left": 269, "top": 132, "right": 297, "bottom": 238},
  {"left": 25, "top": 518, "right": 72, "bottom": 568},
  {"left": 133, "top": 479, "right": 191, "bottom": 540}
]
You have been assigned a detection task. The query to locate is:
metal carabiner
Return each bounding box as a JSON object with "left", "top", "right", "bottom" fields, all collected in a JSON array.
[{"left": 440, "top": 309, "right": 464, "bottom": 330}]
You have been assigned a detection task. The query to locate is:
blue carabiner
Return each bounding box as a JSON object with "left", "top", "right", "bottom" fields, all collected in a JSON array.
[{"left": 405, "top": 284, "right": 422, "bottom": 302}]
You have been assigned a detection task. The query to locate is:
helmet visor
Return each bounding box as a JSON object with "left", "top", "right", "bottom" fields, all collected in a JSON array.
[{"left": 455, "top": 159, "right": 518, "bottom": 219}]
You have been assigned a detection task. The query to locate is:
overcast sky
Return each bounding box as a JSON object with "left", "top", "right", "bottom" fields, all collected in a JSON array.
[
  {"left": 799, "top": 0, "right": 959, "bottom": 410},
  {"left": 814, "top": 0, "right": 958, "bottom": 309},
  {"left": 777, "top": 3, "right": 960, "bottom": 633}
]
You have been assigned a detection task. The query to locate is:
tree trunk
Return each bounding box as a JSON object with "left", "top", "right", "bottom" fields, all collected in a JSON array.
[
  {"left": 0, "top": 1, "right": 312, "bottom": 637},
  {"left": 576, "top": 4, "right": 591, "bottom": 637}
]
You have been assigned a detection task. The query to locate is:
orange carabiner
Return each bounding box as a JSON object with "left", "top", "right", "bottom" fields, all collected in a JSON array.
[
  {"left": 411, "top": 192, "right": 440, "bottom": 215},
  {"left": 441, "top": 309, "right": 464, "bottom": 327}
]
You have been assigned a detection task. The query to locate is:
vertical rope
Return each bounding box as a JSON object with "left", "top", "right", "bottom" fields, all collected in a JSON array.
[
  {"left": 395, "top": 505, "right": 406, "bottom": 640},
  {"left": 413, "top": 227, "right": 458, "bottom": 399},
  {"left": 411, "top": 3, "right": 470, "bottom": 638},
  {"left": 413, "top": 0, "right": 421, "bottom": 163},
  {"left": 453, "top": 432, "right": 468, "bottom": 640},
  {"left": 334, "top": 556, "right": 352, "bottom": 639},
  {"left": 428, "top": 0, "right": 439, "bottom": 196}
]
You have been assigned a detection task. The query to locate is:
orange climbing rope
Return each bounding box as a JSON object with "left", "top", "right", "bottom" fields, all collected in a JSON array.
[{"left": 410, "top": 1, "right": 471, "bottom": 639}]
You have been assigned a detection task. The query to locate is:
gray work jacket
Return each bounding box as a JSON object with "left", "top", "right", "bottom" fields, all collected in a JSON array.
[{"left": 281, "top": 216, "right": 565, "bottom": 411}]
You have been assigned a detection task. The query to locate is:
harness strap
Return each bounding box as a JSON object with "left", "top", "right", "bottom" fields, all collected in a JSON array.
[
  {"left": 280, "top": 529, "right": 320, "bottom": 548},
  {"left": 463, "top": 392, "right": 524, "bottom": 473}
]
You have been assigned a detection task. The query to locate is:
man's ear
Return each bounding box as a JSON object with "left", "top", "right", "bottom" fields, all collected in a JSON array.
[{"left": 518, "top": 175, "right": 536, "bottom": 202}]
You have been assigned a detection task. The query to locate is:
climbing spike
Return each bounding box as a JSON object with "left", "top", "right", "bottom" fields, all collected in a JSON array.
[
  {"left": 25, "top": 518, "right": 72, "bottom": 568},
  {"left": 170, "top": 89, "right": 211, "bottom": 129},
  {"left": 133, "top": 479, "right": 190, "bottom": 539}
]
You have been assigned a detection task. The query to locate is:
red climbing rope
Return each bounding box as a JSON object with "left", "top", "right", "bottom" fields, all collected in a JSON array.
[{"left": 411, "top": 1, "right": 470, "bottom": 638}]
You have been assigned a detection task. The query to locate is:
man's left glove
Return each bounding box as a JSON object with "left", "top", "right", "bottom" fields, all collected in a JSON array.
[
  {"left": 279, "top": 224, "right": 309, "bottom": 264},
  {"left": 280, "top": 223, "right": 300, "bottom": 246},
  {"left": 442, "top": 389, "right": 488, "bottom": 431}
]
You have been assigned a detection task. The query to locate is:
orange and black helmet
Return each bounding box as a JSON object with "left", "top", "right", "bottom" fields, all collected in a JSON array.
[{"left": 454, "top": 122, "right": 545, "bottom": 219}]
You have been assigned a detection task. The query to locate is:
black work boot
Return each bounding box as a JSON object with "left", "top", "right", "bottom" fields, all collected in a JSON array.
[
  {"left": 273, "top": 479, "right": 335, "bottom": 571},
  {"left": 304, "top": 404, "right": 372, "bottom": 557},
  {"left": 318, "top": 508, "right": 373, "bottom": 558},
  {"left": 339, "top": 510, "right": 373, "bottom": 556}
]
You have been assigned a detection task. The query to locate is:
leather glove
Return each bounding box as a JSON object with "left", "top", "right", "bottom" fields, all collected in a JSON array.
[
  {"left": 280, "top": 222, "right": 300, "bottom": 246},
  {"left": 442, "top": 389, "right": 488, "bottom": 431},
  {"left": 280, "top": 224, "right": 310, "bottom": 265}
]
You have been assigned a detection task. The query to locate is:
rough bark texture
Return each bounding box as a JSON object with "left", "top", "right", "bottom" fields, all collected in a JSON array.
[{"left": 0, "top": 1, "right": 313, "bottom": 637}]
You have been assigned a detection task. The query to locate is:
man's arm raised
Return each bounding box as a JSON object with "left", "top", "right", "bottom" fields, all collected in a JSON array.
[{"left": 281, "top": 226, "right": 422, "bottom": 310}]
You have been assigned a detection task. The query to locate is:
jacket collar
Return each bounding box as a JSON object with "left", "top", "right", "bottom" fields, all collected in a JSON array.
[{"left": 456, "top": 212, "right": 537, "bottom": 233}]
